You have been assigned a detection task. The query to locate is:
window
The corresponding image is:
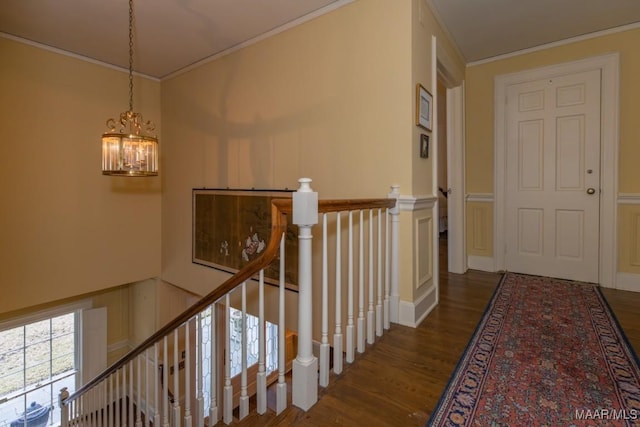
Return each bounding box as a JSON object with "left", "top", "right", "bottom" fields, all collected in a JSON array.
[
  {"left": 0, "top": 311, "right": 78, "bottom": 427},
  {"left": 199, "top": 306, "right": 278, "bottom": 416}
]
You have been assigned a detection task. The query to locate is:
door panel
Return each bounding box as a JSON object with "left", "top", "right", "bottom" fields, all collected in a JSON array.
[{"left": 505, "top": 69, "right": 601, "bottom": 282}]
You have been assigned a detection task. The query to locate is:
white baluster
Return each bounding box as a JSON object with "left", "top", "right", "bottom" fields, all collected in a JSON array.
[
  {"left": 144, "top": 348, "right": 151, "bottom": 427},
  {"left": 109, "top": 375, "right": 113, "bottom": 427},
  {"left": 376, "top": 208, "right": 384, "bottom": 337},
  {"left": 333, "top": 211, "right": 343, "bottom": 375},
  {"left": 358, "top": 209, "right": 365, "bottom": 353},
  {"left": 136, "top": 357, "right": 142, "bottom": 427},
  {"left": 320, "top": 213, "right": 330, "bottom": 387},
  {"left": 367, "top": 209, "right": 375, "bottom": 344},
  {"left": 239, "top": 282, "right": 249, "bottom": 420},
  {"left": 257, "top": 270, "right": 267, "bottom": 414},
  {"left": 184, "top": 320, "right": 192, "bottom": 427},
  {"left": 153, "top": 343, "right": 160, "bottom": 427},
  {"left": 292, "top": 177, "right": 319, "bottom": 411},
  {"left": 346, "top": 210, "right": 355, "bottom": 364},
  {"left": 162, "top": 337, "right": 169, "bottom": 427},
  {"left": 276, "top": 233, "right": 287, "bottom": 414},
  {"left": 389, "top": 185, "right": 401, "bottom": 323},
  {"left": 145, "top": 349, "right": 150, "bottom": 427},
  {"left": 116, "top": 368, "right": 120, "bottom": 427},
  {"left": 173, "top": 329, "right": 181, "bottom": 427},
  {"left": 72, "top": 397, "right": 76, "bottom": 426},
  {"left": 209, "top": 303, "right": 219, "bottom": 424},
  {"left": 123, "top": 366, "right": 128, "bottom": 427},
  {"left": 196, "top": 313, "right": 204, "bottom": 427},
  {"left": 223, "top": 294, "right": 233, "bottom": 425},
  {"left": 100, "top": 380, "right": 105, "bottom": 427},
  {"left": 129, "top": 361, "right": 134, "bottom": 427},
  {"left": 384, "top": 208, "right": 390, "bottom": 330},
  {"left": 95, "top": 386, "right": 99, "bottom": 427}
]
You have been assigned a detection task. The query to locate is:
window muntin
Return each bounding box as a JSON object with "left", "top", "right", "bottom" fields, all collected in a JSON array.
[{"left": 0, "top": 312, "right": 77, "bottom": 426}]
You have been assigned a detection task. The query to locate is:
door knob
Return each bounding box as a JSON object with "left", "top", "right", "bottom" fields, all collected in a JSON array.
[{"left": 587, "top": 188, "right": 596, "bottom": 195}]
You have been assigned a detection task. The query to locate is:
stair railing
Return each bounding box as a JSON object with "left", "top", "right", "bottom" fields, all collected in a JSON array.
[{"left": 59, "top": 178, "right": 399, "bottom": 426}]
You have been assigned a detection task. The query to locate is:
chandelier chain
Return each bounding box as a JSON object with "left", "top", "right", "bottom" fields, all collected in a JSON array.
[{"left": 128, "top": 0, "right": 134, "bottom": 113}]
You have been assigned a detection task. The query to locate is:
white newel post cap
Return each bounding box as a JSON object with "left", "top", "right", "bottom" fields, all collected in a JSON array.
[
  {"left": 388, "top": 184, "right": 400, "bottom": 214},
  {"left": 293, "top": 178, "right": 318, "bottom": 226},
  {"left": 59, "top": 387, "right": 69, "bottom": 406}
]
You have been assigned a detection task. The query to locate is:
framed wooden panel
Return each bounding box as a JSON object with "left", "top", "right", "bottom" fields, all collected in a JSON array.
[{"left": 193, "top": 189, "right": 298, "bottom": 288}]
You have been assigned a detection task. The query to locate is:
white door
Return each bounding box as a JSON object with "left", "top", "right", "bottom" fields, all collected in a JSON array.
[{"left": 505, "top": 69, "right": 601, "bottom": 283}]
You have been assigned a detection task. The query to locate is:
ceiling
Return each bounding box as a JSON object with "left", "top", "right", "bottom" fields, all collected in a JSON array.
[
  {"left": 2, "top": 0, "right": 640, "bottom": 79},
  {"left": 428, "top": 0, "right": 640, "bottom": 63}
]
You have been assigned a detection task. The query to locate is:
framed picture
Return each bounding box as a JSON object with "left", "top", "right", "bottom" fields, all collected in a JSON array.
[
  {"left": 416, "top": 84, "right": 432, "bottom": 131},
  {"left": 420, "top": 134, "right": 429, "bottom": 158},
  {"left": 192, "top": 188, "right": 298, "bottom": 288}
]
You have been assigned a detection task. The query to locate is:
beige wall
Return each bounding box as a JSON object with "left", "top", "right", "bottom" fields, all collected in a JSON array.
[
  {"left": 0, "top": 37, "right": 162, "bottom": 315},
  {"left": 618, "top": 205, "right": 640, "bottom": 275},
  {"left": 466, "top": 202, "right": 493, "bottom": 257},
  {"left": 160, "top": 0, "right": 415, "bottom": 298},
  {"left": 0, "top": 0, "right": 465, "bottom": 342},
  {"left": 465, "top": 28, "right": 640, "bottom": 272}
]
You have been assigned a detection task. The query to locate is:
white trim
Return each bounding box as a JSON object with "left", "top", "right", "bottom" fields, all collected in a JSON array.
[
  {"left": 468, "top": 22, "right": 640, "bottom": 67},
  {"left": 397, "top": 285, "right": 437, "bottom": 328},
  {"left": 431, "top": 34, "right": 440, "bottom": 306},
  {"left": 0, "top": 32, "right": 161, "bottom": 82},
  {"left": 0, "top": 300, "right": 91, "bottom": 331},
  {"left": 2, "top": 0, "right": 355, "bottom": 81},
  {"left": 424, "top": 0, "right": 467, "bottom": 65},
  {"left": 107, "top": 339, "right": 132, "bottom": 355},
  {"left": 445, "top": 84, "right": 467, "bottom": 274},
  {"left": 163, "top": 0, "right": 355, "bottom": 80},
  {"left": 618, "top": 194, "right": 640, "bottom": 204},
  {"left": 494, "top": 53, "right": 619, "bottom": 287},
  {"left": 467, "top": 255, "right": 496, "bottom": 272},
  {"left": 615, "top": 272, "right": 640, "bottom": 292},
  {"left": 415, "top": 215, "right": 434, "bottom": 288},
  {"left": 398, "top": 195, "right": 437, "bottom": 211},
  {"left": 466, "top": 193, "right": 494, "bottom": 203}
]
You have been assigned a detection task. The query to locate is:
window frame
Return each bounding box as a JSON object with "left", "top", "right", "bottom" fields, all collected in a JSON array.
[{"left": 0, "top": 300, "right": 90, "bottom": 425}]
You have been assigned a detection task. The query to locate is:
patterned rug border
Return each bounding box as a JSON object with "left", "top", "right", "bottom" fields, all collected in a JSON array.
[{"left": 427, "top": 272, "right": 640, "bottom": 426}]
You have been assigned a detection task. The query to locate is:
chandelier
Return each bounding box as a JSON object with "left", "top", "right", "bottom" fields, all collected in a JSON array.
[{"left": 101, "top": 0, "right": 158, "bottom": 176}]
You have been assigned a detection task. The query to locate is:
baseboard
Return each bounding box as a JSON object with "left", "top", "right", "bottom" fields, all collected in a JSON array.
[
  {"left": 467, "top": 255, "right": 495, "bottom": 272},
  {"left": 398, "top": 284, "right": 437, "bottom": 328},
  {"left": 616, "top": 272, "right": 640, "bottom": 292}
]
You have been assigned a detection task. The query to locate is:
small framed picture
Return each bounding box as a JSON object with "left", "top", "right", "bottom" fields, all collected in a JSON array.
[
  {"left": 416, "top": 84, "right": 432, "bottom": 131},
  {"left": 420, "top": 134, "right": 429, "bottom": 158}
]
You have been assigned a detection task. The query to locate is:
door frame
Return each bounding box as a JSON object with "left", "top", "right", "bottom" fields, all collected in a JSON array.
[
  {"left": 494, "top": 53, "right": 620, "bottom": 286},
  {"left": 435, "top": 39, "right": 467, "bottom": 275}
]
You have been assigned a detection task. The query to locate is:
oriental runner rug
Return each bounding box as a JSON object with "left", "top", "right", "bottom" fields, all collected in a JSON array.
[{"left": 428, "top": 273, "right": 640, "bottom": 426}]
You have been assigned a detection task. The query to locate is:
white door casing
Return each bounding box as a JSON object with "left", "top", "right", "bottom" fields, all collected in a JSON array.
[
  {"left": 504, "top": 70, "right": 601, "bottom": 282},
  {"left": 495, "top": 53, "right": 620, "bottom": 287}
]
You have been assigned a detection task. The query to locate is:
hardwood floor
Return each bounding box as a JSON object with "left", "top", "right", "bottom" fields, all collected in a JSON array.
[{"left": 227, "top": 236, "right": 640, "bottom": 426}]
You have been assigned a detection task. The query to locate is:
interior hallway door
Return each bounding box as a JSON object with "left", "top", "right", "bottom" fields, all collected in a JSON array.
[{"left": 504, "top": 69, "right": 601, "bottom": 283}]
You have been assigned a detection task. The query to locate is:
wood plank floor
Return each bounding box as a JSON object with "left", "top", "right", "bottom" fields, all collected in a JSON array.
[{"left": 227, "top": 237, "right": 640, "bottom": 426}]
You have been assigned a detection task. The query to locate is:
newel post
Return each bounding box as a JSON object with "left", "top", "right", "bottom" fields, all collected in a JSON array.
[
  {"left": 388, "top": 185, "right": 401, "bottom": 324},
  {"left": 59, "top": 387, "right": 69, "bottom": 427},
  {"left": 292, "top": 177, "right": 319, "bottom": 411}
]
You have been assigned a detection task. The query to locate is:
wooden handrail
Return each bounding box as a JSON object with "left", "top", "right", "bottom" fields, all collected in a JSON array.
[
  {"left": 62, "top": 195, "right": 397, "bottom": 406},
  {"left": 273, "top": 198, "right": 396, "bottom": 215},
  {"left": 63, "top": 199, "right": 291, "bottom": 405}
]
